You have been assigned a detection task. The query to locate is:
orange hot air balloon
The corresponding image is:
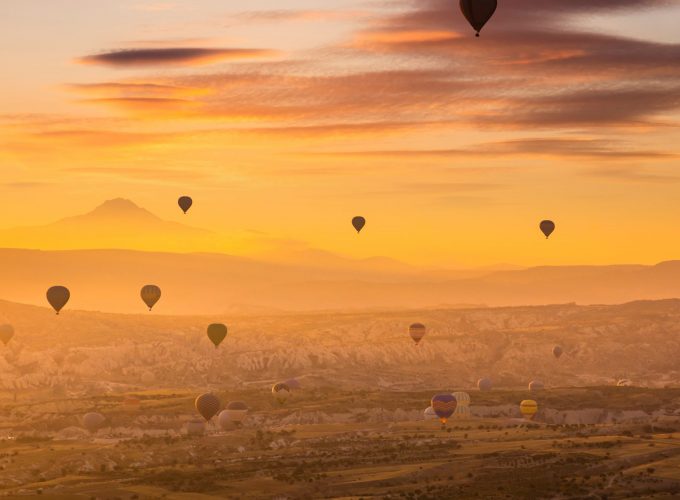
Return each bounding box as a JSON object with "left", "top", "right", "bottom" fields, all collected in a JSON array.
[
  {"left": 47, "top": 286, "right": 70, "bottom": 315},
  {"left": 409, "top": 323, "right": 427, "bottom": 345},
  {"left": 140, "top": 285, "right": 161, "bottom": 311}
]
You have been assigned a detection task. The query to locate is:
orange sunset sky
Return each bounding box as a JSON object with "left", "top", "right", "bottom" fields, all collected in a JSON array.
[{"left": 1, "top": 0, "right": 680, "bottom": 267}]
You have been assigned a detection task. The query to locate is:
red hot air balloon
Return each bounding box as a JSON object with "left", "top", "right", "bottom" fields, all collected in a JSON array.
[
  {"left": 47, "top": 286, "right": 70, "bottom": 315},
  {"left": 460, "top": 0, "right": 497, "bottom": 37},
  {"left": 431, "top": 394, "right": 457, "bottom": 425},
  {"left": 409, "top": 323, "right": 427, "bottom": 345},
  {"left": 195, "top": 393, "right": 221, "bottom": 421},
  {"left": 178, "top": 196, "right": 193, "bottom": 214}
]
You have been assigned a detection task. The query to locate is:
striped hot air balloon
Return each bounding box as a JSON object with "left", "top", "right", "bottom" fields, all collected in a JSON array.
[
  {"left": 409, "top": 323, "right": 427, "bottom": 345},
  {"left": 431, "top": 394, "right": 457, "bottom": 425},
  {"left": 520, "top": 400, "right": 538, "bottom": 420},
  {"left": 452, "top": 391, "right": 471, "bottom": 419}
]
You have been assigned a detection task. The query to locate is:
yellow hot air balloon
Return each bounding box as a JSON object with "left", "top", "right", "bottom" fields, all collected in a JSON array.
[{"left": 520, "top": 400, "right": 538, "bottom": 420}]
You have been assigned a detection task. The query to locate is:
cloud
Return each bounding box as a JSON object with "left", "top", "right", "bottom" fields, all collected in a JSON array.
[{"left": 78, "top": 47, "right": 278, "bottom": 67}]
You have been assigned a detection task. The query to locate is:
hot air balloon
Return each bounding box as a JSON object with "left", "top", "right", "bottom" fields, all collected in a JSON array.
[
  {"left": 0, "top": 324, "right": 14, "bottom": 345},
  {"left": 528, "top": 380, "right": 544, "bottom": 392},
  {"left": 424, "top": 406, "right": 438, "bottom": 421},
  {"left": 553, "top": 345, "right": 563, "bottom": 359},
  {"left": 520, "top": 400, "right": 538, "bottom": 420},
  {"left": 218, "top": 410, "right": 235, "bottom": 431},
  {"left": 226, "top": 401, "right": 249, "bottom": 424},
  {"left": 46, "top": 286, "right": 70, "bottom": 315},
  {"left": 540, "top": 220, "right": 555, "bottom": 239},
  {"left": 409, "top": 323, "right": 427, "bottom": 345},
  {"left": 452, "top": 391, "right": 471, "bottom": 419},
  {"left": 186, "top": 419, "right": 206, "bottom": 436},
  {"left": 272, "top": 382, "right": 291, "bottom": 405},
  {"left": 178, "top": 196, "right": 193, "bottom": 214},
  {"left": 460, "top": 0, "right": 497, "bottom": 37},
  {"left": 140, "top": 285, "right": 161, "bottom": 311},
  {"left": 82, "top": 412, "right": 106, "bottom": 433},
  {"left": 195, "top": 393, "right": 221, "bottom": 421},
  {"left": 207, "top": 323, "right": 227, "bottom": 348},
  {"left": 352, "top": 216, "right": 366, "bottom": 233},
  {"left": 284, "top": 378, "right": 301, "bottom": 391},
  {"left": 617, "top": 379, "right": 633, "bottom": 387},
  {"left": 477, "top": 378, "right": 493, "bottom": 392},
  {"left": 431, "top": 394, "right": 457, "bottom": 424}
]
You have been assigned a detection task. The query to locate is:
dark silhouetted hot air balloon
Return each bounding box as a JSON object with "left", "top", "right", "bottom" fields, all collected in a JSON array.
[
  {"left": 540, "top": 220, "right": 555, "bottom": 239},
  {"left": 460, "top": 0, "right": 497, "bottom": 37},
  {"left": 47, "top": 286, "right": 70, "bottom": 315},
  {"left": 82, "top": 412, "right": 106, "bottom": 433},
  {"left": 553, "top": 345, "right": 563, "bottom": 359},
  {"left": 352, "top": 216, "right": 366, "bottom": 233},
  {"left": 140, "top": 285, "right": 161, "bottom": 311},
  {"left": 207, "top": 323, "right": 227, "bottom": 348},
  {"left": 272, "top": 382, "right": 291, "bottom": 404},
  {"left": 520, "top": 400, "right": 538, "bottom": 420},
  {"left": 195, "top": 393, "right": 221, "bottom": 421},
  {"left": 0, "top": 324, "right": 14, "bottom": 345},
  {"left": 409, "top": 323, "right": 427, "bottom": 345},
  {"left": 226, "top": 401, "right": 249, "bottom": 424},
  {"left": 529, "top": 380, "right": 544, "bottom": 392},
  {"left": 178, "top": 196, "right": 193, "bottom": 214},
  {"left": 431, "top": 394, "right": 457, "bottom": 424},
  {"left": 477, "top": 378, "right": 493, "bottom": 391}
]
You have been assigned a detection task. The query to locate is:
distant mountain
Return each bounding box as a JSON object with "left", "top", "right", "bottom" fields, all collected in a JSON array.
[
  {"left": 0, "top": 198, "right": 213, "bottom": 252},
  {"left": 0, "top": 247, "right": 679, "bottom": 314}
]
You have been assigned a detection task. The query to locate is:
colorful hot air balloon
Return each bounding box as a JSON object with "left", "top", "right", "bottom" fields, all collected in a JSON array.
[
  {"left": 195, "top": 393, "right": 221, "bottom": 421},
  {"left": 431, "top": 394, "right": 457, "bottom": 425},
  {"left": 459, "top": 0, "right": 497, "bottom": 37},
  {"left": 477, "top": 378, "right": 493, "bottom": 392},
  {"left": 540, "top": 220, "right": 556, "bottom": 239},
  {"left": 207, "top": 323, "right": 227, "bottom": 348},
  {"left": 409, "top": 323, "right": 427, "bottom": 345},
  {"left": 178, "top": 196, "right": 193, "bottom": 214},
  {"left": 140, "top": 285, "right": 161, "bottom": 311},
  {"left": 528, "top": 380, "right": 544, "bottom": 392},
  {"left": 226, "top": 401, "right": 249, "bottom": 424},
  {"left": 520, "top": 400, "right": 538, "bottom": 420},
  {"left": 46, "top": 286, "right": 70, "bottom": 315},
  {"left": 272, "top": 382, "right": 291, "bottom": 405},
  {"left": 553, "top": 345, "right": 563, "bottom": 359},
  {"left": 82, "top": 412, "right": 106, "bottom": 433},
  {"left": 0, "top": 324, "right": 14, "bottom": 345},
  {"left": 352, "top": 216, "right": 366, "bottom": 233}
]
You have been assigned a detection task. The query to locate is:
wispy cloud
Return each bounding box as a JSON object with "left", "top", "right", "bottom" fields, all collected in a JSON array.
[{"left": 78, "top": 47, "right": 278, "bottom": 67}]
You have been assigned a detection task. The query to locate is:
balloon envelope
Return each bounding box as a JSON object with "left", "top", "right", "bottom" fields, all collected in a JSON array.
[
  {"left": 477, "top": 378, "right": 493, "bottom": 391},
  {"left": 195, "top": 393, "right": 221, "bottom": 421},
  {"left": 284, "top": 378, "right": 301, "bottom": 391},
  {"left": 409, "top": 323, "right": 427, "bottom": 345},
  {"left": 424, "top": 406, "right": 438, "bottom": 421},
  {"left": 272, "top": 382, "right": 291, "bottom": 404},
  {"left": 459, "top": 0, "right": 497, "bottom": 36},
  {"left": 226, "top": 401, "right": 249, "bottom": 423},
  {"left": 140, "top": 285, "right": 161, "bottom": 311},
  {"left": 0, "top": 324, "right": 14, "bottom": 345},
  {"left": 553, "top": 345, "right": 563, "bottom": 359},
  {"left": 431, "top": 394, "right": 457, "bottom": 424},
  {"left": 178, "top": 196, "right": 193, "bottom": 214},
  {"left": 520, "top": 400, "right": 538, "bottom": 420},
  {"left": 47, "top": 286, "right": 70, "bottom": 314},
  {"left": 82, "top": 412, "right": 106, "bottom": 433},
  {"left": 207, "top": 323, "right": 227, "bottom": 348},
  {"left": 529, "top": 380, "right": 544, "bottom": 392},
  {"left": 540, "top": 220, "right": 556, "bottom": 239},
  {"left": 352, "top": 216, "right": 366, "bottom": 233}
]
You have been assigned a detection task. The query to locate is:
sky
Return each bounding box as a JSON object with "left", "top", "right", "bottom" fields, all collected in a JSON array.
[{"left": 1, "top": 0, "right": 680, "bottom": 267}]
